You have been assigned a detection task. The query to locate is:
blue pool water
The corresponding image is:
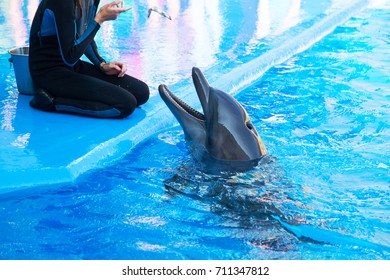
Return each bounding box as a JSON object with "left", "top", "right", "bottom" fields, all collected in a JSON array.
[{"left": 0, "top": 0, "right": 389, "bottom": 259}]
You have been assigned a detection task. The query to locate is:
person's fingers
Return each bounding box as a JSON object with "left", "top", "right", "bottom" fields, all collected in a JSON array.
[
  {"left": 113, "top": 7, "right": 132, "bottom": 13},
  {"left": 110, "top": 1, "right": 132, "bottom": 12},
  {"left": 111, "top": 62, "right": 126, "bottom": 77},
  {"left": 118, "top": 64, "right": 127, "bottom": 77},
  {"left": 102, "top": 63, "right": 121, "bottom": 75},
  {"left": 110, "top": 0, "right": 121, "bottom": 8},
  {"left": 112, "top": 64, "right": 122, "bottom": 73}
]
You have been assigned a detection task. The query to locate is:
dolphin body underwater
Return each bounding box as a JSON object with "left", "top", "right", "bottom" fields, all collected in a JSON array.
[
  {"left": 158, "top": 70, "right": 379, "bottom": 250},
  {"left": 158, "top": 67, "right": 268, "bottom": 171},
  {"left": 157, "top": 68, "right": 337, "bottom": 249}
]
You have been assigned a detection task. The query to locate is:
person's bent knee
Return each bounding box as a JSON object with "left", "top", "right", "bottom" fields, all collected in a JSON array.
[
  {"left": 136, "top": 82, "right": 150, "bottom": 106},
  {"left": 116, "top": 92, "right": 138, "bottom": 118},
  {"left": 118, "top": 104, "right": 136, "bottom": 118}
]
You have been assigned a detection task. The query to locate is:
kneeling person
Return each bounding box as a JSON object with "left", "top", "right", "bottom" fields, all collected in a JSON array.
[{"left": 29, "top": 0, "right": 149, "bottom": 118}]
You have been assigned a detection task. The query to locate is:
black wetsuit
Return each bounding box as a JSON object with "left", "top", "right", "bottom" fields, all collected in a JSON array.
[{"left": 29, "top": 0, "right": 149, "bottom": 118}]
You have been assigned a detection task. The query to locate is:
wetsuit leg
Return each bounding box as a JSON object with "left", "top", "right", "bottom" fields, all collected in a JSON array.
[
  {"left": 30, "top": 61, "right": 149, "bottom": 118},
  {"left": 77, "top": 61, "right": 150, "bottom": 107}
]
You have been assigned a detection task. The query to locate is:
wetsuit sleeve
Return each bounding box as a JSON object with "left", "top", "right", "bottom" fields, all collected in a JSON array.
[
  {"left": 85, "top": 40, "right": 106, "bottom": 67},
  {"left": 49, "top": 0, "right": 101, "bottom": 66}
]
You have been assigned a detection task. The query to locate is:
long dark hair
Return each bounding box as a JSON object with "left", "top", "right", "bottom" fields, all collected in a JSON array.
[{"left": 75, "top": 0, "right": 83, "bottom": 18}]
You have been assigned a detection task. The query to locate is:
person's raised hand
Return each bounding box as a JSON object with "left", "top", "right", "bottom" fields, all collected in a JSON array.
[{"left": 94, "top": 1, "right": 131, "bottom": 25}]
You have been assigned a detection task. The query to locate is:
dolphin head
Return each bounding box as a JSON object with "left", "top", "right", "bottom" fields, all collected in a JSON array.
[{"left": 158, "top": 67, "right": 267, "bottom": 165}]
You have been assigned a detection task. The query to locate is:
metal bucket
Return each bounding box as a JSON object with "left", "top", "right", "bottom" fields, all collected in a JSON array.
[{"left": 9, "top": 46, "right": 37, "bottom": 95}]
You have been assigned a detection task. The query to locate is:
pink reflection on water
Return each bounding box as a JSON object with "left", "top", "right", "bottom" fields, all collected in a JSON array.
[
  {"left": 9, "top": 0, "right": 28, "bottom": 46},
  {"left": 185, "top": 0, "right": 222, "bottom": 67},
  {"left": 123, "top": 0, "right": 223, "bottom": 89},
  {"left": 91, "top": 0, "right": 225, "bottom": 90},
  {"left": 139, "top": 0, "right": 182, "bottom": 85},
  {"left": 27, "top": 0, "right": 39, "bottom": 25}
]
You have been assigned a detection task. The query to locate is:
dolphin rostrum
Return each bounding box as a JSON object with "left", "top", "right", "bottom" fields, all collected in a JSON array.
[{"left": 158, "top": 67, "right": 267, "bottom": 168}]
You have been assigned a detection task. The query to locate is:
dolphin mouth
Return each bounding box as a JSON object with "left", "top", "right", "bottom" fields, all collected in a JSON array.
[{"left": 158, "top": 84, "right": 205, "bottom": 121}]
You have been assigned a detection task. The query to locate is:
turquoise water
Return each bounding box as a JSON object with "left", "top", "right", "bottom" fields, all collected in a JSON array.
[{"left": 0, "top": 0, "right": 389, "bottom": 259}]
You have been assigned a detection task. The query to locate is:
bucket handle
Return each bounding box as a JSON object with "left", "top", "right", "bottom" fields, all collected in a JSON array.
[{"left": 9, "top": 57, "right": 13, "bottom": 69}]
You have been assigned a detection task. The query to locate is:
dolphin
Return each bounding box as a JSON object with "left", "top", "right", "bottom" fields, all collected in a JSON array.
[{"left": 158, "top": 67, "right": 267, "bottom": 169}]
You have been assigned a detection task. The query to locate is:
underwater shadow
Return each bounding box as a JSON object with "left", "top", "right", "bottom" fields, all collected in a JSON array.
[{"left": 162, "top": 155, "right": 321, "bottom": 252}]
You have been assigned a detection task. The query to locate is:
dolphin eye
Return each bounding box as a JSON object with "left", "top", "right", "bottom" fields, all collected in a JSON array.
[
  {"left": 246, "top": 121, "right": 254, "bottom": 130},
  {"left": 246, "top": 121, "right": 259, "bottom": 137}
]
